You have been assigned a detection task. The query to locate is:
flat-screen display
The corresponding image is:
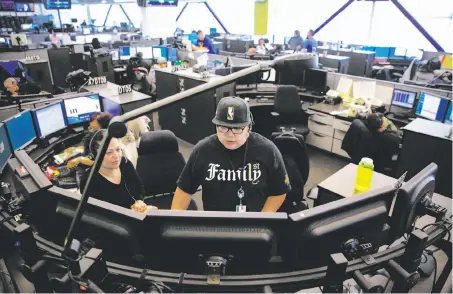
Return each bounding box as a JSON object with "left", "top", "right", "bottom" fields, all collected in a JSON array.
[
  {"left": 44, "top": 0, "right": 71, "bottom": 10},
  {"left": 304, "top": 69, "right": 327, "bottom": 92},
  {"left": 391, "top": 89, "right": 417, "bottom": 109},
  {"left": 152, "top": 46, "right": 167, "bottom": 59},
  {"left": 15, "top": 2, "right": 34, "bottom": 11},
  {"left": 1, "top": 0, "right": 15, "bottom": 11},
  {"left": 0, "top": 123, "right": 12, "bottom": 172},
  {"left": 4, "top": 110, "right": 36, "bottom": 150},
  {"left": 102, "top": 97, "right": 121, "bottom": 117},
  {"left": 146, "top": 0, "right": 178, "bottom": 6},
  {"left": 32, "top": 101, "right": 67, "bottom": 138},
  {"left": 415, "top": 92, "right": 449, "bottom": 122},
  {"left": 136, "top": 47, "right": 152, "bottom": 59},
  {"left": 63, "top": 94, "right": 101, "bottom": 126}
]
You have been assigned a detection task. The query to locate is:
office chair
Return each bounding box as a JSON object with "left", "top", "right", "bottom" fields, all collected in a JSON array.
[
  {"left": 271, "top": 131, "right": 309, "bottom": 213},
  {"left": 272, "top": 85, "right": 309, "bottom": 138},
  {"left": 136, "top": 130, "right": 198, "bottom": 210}
]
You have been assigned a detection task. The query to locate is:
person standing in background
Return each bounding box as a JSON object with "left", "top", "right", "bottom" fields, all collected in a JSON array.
[
  {"left": 287, "top": 30, "right": 304, "bottom": 50},
  {"left": 303, "top": 29, "right": 317, "bottom": 52}
]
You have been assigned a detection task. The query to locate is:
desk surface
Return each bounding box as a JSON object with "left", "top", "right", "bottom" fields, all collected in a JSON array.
[
  {"left": 83, "top": 82, "right": 151, "bottom": 105},
  {"left": 318, "top": 163, "right": 397, "bottom": 198},
  {"left": 155, "top": 67, "right": 223, "bottom": 83},
  {"left": 403, "top": 118, "right": 452, "bottom": 141}
]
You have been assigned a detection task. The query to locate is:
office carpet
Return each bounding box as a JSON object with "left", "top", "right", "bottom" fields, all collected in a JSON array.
[{"left": 177, "top": 138, "right": 451, "bottom": 293}]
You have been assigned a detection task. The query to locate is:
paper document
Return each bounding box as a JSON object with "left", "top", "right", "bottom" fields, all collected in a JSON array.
[
  {"left": 353, "top": 81, "right": 376, "bottom": 100},
  {"left": 336, "top": 76, "right": 353, "bottom": 95}
]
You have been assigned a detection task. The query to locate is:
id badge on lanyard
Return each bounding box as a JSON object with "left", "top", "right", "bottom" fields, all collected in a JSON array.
[{"left": 235, "top": 186, "right": 246, "bottom": 212}]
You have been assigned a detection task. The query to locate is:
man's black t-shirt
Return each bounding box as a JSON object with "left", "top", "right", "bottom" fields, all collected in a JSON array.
[
  {"left": 80, "top": 159, "right": 144, "bottom": 209},
  {"left": 177, "top": 132, "right": 291, "bottom": 212}
]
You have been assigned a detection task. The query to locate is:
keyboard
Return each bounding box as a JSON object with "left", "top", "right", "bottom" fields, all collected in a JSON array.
[{"left": 56, "top": 177, "right": 78, "bottom": 189}]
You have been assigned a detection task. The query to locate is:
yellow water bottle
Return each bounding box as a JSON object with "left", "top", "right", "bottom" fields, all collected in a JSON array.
[{"left": 354, "top": 158, "right": 374, "bottom": 194}]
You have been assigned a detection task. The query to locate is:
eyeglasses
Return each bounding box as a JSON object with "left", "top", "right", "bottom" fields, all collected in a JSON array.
[{"left": 217, "top": 125, "right": 246, "bottom": 134}]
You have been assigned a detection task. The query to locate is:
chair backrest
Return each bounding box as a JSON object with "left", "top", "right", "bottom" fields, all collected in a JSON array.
[
  {"left": 271, "top": 131, "right": 310, "bottom": 213},
  {"left": 341, "top": 119, "right": 373, "bottom": 164},
  {"left": 136, "top": 130, "right": 186, "bottom": 195},
  {"left": 274, "top": 85, "right": 301, "bottom": 114}
]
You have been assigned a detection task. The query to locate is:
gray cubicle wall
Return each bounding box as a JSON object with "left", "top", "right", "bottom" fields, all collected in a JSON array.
[
  {"left": 0, "top": 49, "right": 54, "bottom": 85},
  {"left": 326, "top": 72, "right": 452, "bottom": 105}
]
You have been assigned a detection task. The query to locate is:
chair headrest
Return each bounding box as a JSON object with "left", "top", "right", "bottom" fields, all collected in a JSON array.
[{"left": 138, "top": 130, "right": 179, "bottom": 155}]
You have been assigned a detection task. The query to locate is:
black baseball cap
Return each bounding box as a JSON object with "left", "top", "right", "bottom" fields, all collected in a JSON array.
[{"left": 212, "top": 97, "right": 251, "bottom": 128}]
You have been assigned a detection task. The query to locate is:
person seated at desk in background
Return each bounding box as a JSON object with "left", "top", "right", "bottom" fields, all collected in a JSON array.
[
  {"left": 171, "top": 97, "right": 290, "bottom": 212},
  {"left": 255, "top": 38, "right": 268, "bottom": 55},
  {"left": 287, "top": 30, "right": 304, "bottom": 51},
  {"left": 193, "top": 30, "right": 216, "bottom": 54},
  {"left": 3, "top": 77, "right": 19, "bottom": 97},
  {"left": 264, "top": 39, "right": 274, "bottom": 51},
  {"left": 303, "top": 29, "right": 317, "bottom": 53},
  {"left": 367, "top": 113, "right": 400, "bottom": 136},
  {"left": 80, "top": 130, "right": 156, "bottom": 213}
]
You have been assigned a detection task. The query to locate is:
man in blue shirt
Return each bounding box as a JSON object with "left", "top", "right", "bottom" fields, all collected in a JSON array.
[
  {"left": 303, "top": 29, "right": 317, "bottom": 52},
  {"left": 193, "top": 30, "right": 216, "bottom": 54},
  {"left": 287, "top": 30, "right": 304, "bottom": 50}
]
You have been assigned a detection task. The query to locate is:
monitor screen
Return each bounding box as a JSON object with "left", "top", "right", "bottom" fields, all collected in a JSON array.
[
  {"left": 168, "top": 48, "right": 178, "bottom": 62},
  {"left": 146, "top": 0, "right": 178, "bottom": 6},
  {"left": 136, "top": 47, "right": 153, "bottom": 59},
  {"left": 415, "top": 92, "right": 450, "bottom": 122},
  {"left": 44, "top": 0, "right": 71, "bottom": 9},
  {"left": 1, "top": 0, "right": 15, "bottom": 11},
  {"left": 63, "top": 94, "right": 101, "bottom": 125},
  {"left": 391, "top": 89, "right": 417, "bottom": 109},
  {"left": 444, "top": 102, "right": 452, "bottom": 125},
  {"left": 110, "top": 50, "right": 119, "bottom": 61},
  {"left": 188, "top": 33, "right": 198, "bottom": 45},
  {"left": 394, "top": 47, "right": 407, "bottom": 57},
  {"left": 152, "top": 46, "right": 167, "bottom": 59},
  {"left": 0, "top": 123, "right": 12, "bottom": 172},
  {"left": 4, "top": 110, "right": 36, "bottom": 150},
  {"left": 304, "top": 69, "right": 327, "bottom": 92},
  {"left": 102, "top": 97, "right": 121, "bottom": 117},
  {"left": 374, "top": 47, "right": 390, "bottom": 58},
  {"left": 15, "top": 2, "right": 34, "bottom": 11},
  {"left": 119, "top": 46, "right": 130, "bottom": 58},
  {"left": 32, "top": 102, "right": 67, "bottom": 138},
  {"left": 406, "top": 48, "right": 423, "bottom": 60}
]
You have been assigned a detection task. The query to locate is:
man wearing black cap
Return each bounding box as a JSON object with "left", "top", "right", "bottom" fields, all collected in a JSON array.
[{"left": 171, "top": 97, "right": 290, "bottom": 212}]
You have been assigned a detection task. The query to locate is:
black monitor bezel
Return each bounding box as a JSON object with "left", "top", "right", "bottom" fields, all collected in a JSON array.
[
  {"left": 390, "top": 88, "right": 418, "bottom": 110},
  {"left": 62, "top": 93, "right": 103, "bottom": 127},
  {"left": 31, "top": 100, "right": 68, "bottom": 138}
]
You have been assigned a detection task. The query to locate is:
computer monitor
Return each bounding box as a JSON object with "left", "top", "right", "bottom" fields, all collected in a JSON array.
[
  {"left": 232, "top": 65, "right": 258, "bottom": 86},
  {"left": 444, "top": 102, "right": 452, "bottom": 125},
  {"left": 109, "top": 50, "right": 119, "bottom": 61},
  {"left": 4, "top": 110, "right": 36, "bottom": 150},
  {"left": 278, "top": 58, "right": 317, "bottom": 87},
  {"left": 63, "top": 94, "right": 101, "bottom": 126},
  {"left": 288, "top": 185, "right": 396, "bottom": 267},
  {"left": 374, "top": 47, "right": 390, "bottom": 58},
  {"left": 32, "top": 101, "right": 67, "bottom": 138},
  {"left": 390, "top": 89, "right": 417, "bottom": 110},
  {"left": 144, "top": 210, "right": 287, "bottom": 274},
  {"left": 390, "top": 163, "right": 438, "bottom": 240},
  {"left": 393, "top": 47, "right": 407, "bottom": 58},
  {"left": 406, "top": 48, "right": 423, "bottom": 60},
  {"left": 119, "top": 46, "right": 131, "bottom": 60},
  {"left": 15, "top": 2, "right": 34, "bottom": 11},
  {"left": 167, "top": 48, "right": 178, "bottom": 62},
  {"left": 415, "top": 92, "right": 450, "bottom": 122},
  {"left": 0, "top": 123, "right": 13, "bottom": 173},
  {"left": 152, "top": 46, "right": 168, "bottom": 60},
  {"left": 304, "top": 69, "right": 327, "bottom": 92},
  {"left": 188, "top": 33, "right": 198, "bottom": 45},
  {"left": 136, "top": 47, "right": 152, "bottom": 59},
  {"left": 102, "top": 97, "right": 121, "bottom": 117},
  {"left": 10, "top": 34, "right": 28, "bottom": 46}
]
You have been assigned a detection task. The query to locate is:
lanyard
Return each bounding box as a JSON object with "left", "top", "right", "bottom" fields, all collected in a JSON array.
[{"left": 226, "top": 140, "right": 249, "bottom": 206}]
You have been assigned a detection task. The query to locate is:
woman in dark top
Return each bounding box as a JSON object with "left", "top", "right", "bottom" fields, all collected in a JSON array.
[{"left": 80, "top": 130, "right": 154, "bottom": 213}]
